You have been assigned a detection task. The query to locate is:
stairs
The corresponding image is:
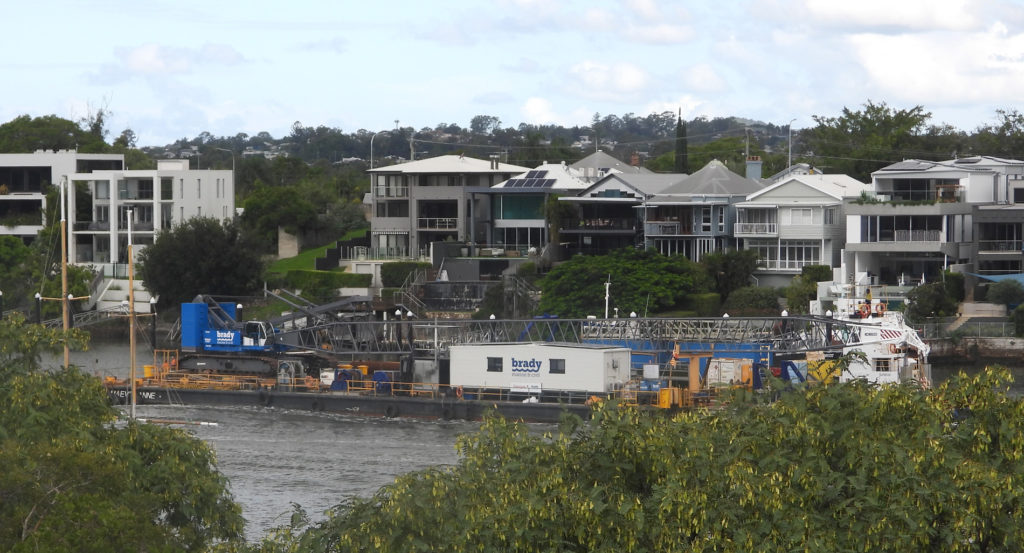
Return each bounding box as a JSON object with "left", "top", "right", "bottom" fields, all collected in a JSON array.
[{"left": 94, "top": 277, "right": 154, "bottom": 313}]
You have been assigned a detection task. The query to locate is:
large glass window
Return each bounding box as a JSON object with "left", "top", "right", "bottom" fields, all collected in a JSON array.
[
  {"left": 161, "top": 177, "right": 173, "bottom": 200},
  {"left": 95, "top": 180, "right": 110, "bottom": 199}
]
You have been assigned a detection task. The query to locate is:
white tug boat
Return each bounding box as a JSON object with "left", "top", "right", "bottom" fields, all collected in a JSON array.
[{"left": 810, "top": 281, "right": 931, "bottom": 387}]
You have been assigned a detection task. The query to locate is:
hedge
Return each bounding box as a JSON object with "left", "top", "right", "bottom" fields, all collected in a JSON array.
[
  {"left": 284, "top": 270, "right": 372, "bottom": 291},
  {"left": 380, "top": 262, "right": 432, "bottom": 288}
]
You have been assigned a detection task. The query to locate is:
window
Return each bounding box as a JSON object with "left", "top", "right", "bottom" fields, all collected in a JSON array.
[
  {"left": 701, "top": 207, "right": 712, "bottom": 232},
  {"left": 550, "top": 359, "right": 565, "bottom": 374},
  {"left": 824, "top": 207, "right": 836, "bottom": 225},
  {"left": 179, "top": 178, "right": 184, "bottom": 198},
  {"left": 161, "top": 177, "right": 173, "bottom": 200},
  {"left": 180, "top": 206, "right": 184, "bottom": 224},
  {"left": 95, "top": 181, "right": 109, "bottom": 199},
  {"left": 95, "top": 205, "right": 109, "bottom": 223},
  {"left": 717, "top": 207, "right": 725, "bottom": 231},
  {"left": 487, "top": 357, "right": 503, "bottom": 372},
  {"left": 790, "top": 208, "right": 813, "bottom": 225},
  {"left": 875, "top": 358, "right": 893, "bottom": 372},
  {"left": 223, "top": 206, "right": 228, "bottom": 218},
  {"left": 137, "top": 179, "right": 153, "bottom": 200},
  {"left": 197, "top": 179, "right": 201, "bottom": 199}
]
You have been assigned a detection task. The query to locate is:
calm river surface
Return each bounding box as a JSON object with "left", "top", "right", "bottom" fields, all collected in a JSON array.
[{"left": 42, "top": 342, "right": 1024, "bottom": 540}]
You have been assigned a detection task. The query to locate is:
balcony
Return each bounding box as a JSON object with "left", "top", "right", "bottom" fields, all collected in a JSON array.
[
  {"left": 73, "top": 221, "right": 111, "bottom": 231},
  {"left": 418, "top": 217, "right": 458, "bottom": 230},
  {"left": 734, "top": 222, "right": 778, "bottom": 236},
  {"left": 894, "top": 229, "right": 942, "bottom": 242},
  {"left": 576, "top": 218, "right": 634, "bottom": 231},
  {"left": 374, "top": 185, "right": 409, "bottom": 198},
  {"left": 978, "top": 240, "right": 1024, "bottom": 253},
  {"left": 757, "top": 259, "right": 820, "bottom": 271},
  {"left": 644, "top": 222, "right": 681, "bottom": 235}
]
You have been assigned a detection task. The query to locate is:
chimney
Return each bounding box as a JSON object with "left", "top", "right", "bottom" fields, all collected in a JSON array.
[
  {"left": 630, "top": 152, "right": 640, "bottom": 166},
  {"left": 745, "top": 155, "right": 762, "bottom": 180}
]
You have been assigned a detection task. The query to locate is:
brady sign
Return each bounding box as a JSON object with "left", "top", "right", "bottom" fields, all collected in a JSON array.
[
  {"left": 511, "top": 356, "right": 542, "bottom": 374},
  {"left": 204, "top": 329, "right": 240, "bottom": 346}
]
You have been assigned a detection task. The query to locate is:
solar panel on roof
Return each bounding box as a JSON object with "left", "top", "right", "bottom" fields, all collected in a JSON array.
[
  {"left": 506, "top": 179, "right": 525, "bottom": 187},
  {"left": 540, "top": 179, "right": 556, "bottom": 188}
]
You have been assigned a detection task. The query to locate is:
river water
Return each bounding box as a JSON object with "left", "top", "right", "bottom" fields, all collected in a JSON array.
[
  {"left": 42, "top": 342, "right": 1024, "bottom": 540},
  {"left": 42, "top": 343, "right": 481, "bottom": 540}
]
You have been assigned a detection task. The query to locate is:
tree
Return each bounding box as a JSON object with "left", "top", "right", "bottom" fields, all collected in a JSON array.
[
  {"left": 804, "top": 101, "right": 933, "bottom": 181},
  {"left": 783, "top": 264, "right": 832, "bottom": 314},
  {"left": 469, "top": 115, "right": 501, "bottom": 135},
  {"left": 904, "top": 282, "right": 959, "bottom": 322},
  {"left": 0, "top": 313, "right": 244, "bottom": 552},
  {"left": 138, "top": 217, "right": 264, "bottom": 307},
  {"left": 245, "top": 367, "right": 1024, "bottom": 553},
  {"left": 0, "top": 114, "right": 107, "bottom": 154},
  {"left": 721, "top": 285, "right": 781, "bottom": 316},
  {"left": 700, "top": 249, "right": 760, "bottom": 301},
  {"left": 0, "top": 235, "right": 35, "bottom": 309},
  {"left": 536, "top": 249, "right": 712, "bottom": 317},
  {"left": 986, "top": 279, "right": 1024, "bottom": 308}
]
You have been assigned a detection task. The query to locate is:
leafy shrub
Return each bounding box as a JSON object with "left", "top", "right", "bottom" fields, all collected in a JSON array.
[
  {"left": 685, "top": 292, "right": 721, "bottom": 316},
  {"left": 721, "top": 286, "right": 781, "bottom": 316},
  {"left": 987, "top": 279, "right": 1024, "bottom": 308},
  {"left": 380, "top": 262, "right": 432, "bottom": 288}
]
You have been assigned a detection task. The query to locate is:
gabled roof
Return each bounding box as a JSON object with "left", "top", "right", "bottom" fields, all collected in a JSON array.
[
  {"left": 745, "top": 174, "right": 870, "bottom": 203},
  {"left": 561, "top": 173, "right": 682, "bottom": 203},
  {"left": 367, "top": 154, "right": 529, "bottom": 174},
  {"left": 648, "top": 160, "right": 762, "bottom": 202},
  {"left": 492, "top": 163, "right": 589, "bottom": 192},
  {"left": 570, "top": 150, "right": 651, "bottom": 179}
]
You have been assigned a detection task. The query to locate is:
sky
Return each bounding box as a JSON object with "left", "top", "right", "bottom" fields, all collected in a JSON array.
[{"left": 5, "top": 0, "right": 1024, "bottom": 147}]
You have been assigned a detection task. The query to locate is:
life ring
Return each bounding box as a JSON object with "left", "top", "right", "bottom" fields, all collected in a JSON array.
[
  {"left": 888, "top": 343, "right": 899, "bottom": 354},
  {"left": 384, "top": 404, "right": 398, "bottom": 418},
  {"left": 875, "top": 303, "right": 886, "bottom": 315},
  {"left": 455, "top": 386, "right": 464, "bottom": 399},
  {"left": 858, "top": 304, "right": 870, "bottom": 317}
]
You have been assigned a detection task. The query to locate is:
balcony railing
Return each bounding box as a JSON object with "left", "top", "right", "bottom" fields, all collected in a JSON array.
[
  {"left": 734, "top": 222, "right": 778, "bottom": 235},
  {"left": 894, "top": 229, "right": 942, "bottom": 242},
  {"left": 418, "top": 217, "right": 458, "bottom": 230},
  {"left": 645, "top": 222, "right": 681, "bottom": 235},
  {"left": 577, "top": 218, "right": 634, "bottom": 230},
  {"left": 374, "top": 185, "right": 409, "bottom": 198},
  {"left": 862, "top": 188, "right": 963, "bottom": 203},
  {"left": 757, "top": 259, "right": 820, "bottom": 271},
  {"left": 978, "top": 240, "right": 1024, "bottom": 252},
  {"left": 73, "top": 221, "right": 111, "bottom": 231}
]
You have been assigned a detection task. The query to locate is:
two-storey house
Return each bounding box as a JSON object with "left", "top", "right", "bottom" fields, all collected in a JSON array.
[
  {"left": 643, "top": 160, "right": 763, "bottom": 261},
  {"left": 843, "top": 156, "right": 1024, "bottom": 285},
  {"left": 367, "top": 155, "right": 528, "bottom": 258},
  {"left": 486, "top": 162, "right": 590, "bottom": 253},
  {"left": 735, "top": 174, "right": 871, "bottom": 287}
]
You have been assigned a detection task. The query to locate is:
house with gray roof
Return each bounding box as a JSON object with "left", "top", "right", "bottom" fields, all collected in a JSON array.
[
  {"left": 367, "top": 155, "right": 528, "bottom": 257},
  {"left": 557, "top": 172, "right": 683, "bottom": 256},
  {"left": 735, "top": 173, "right": 871, "bottom": 287},
  {"left": 643, "top": 160, "right": 762, "bottom": 261}
]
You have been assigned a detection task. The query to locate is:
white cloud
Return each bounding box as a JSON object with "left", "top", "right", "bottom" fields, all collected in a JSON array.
[
  {"left": 643, "top": 95, "right": 707, "bottom": 120},
  {"left": 803, "top": 0, "right": 981, "bottom": 31},
  {"left": 626, "top": 0, "right": 662, "bottom": 21},
  {"left": 684, "top": 63, "right": 728, "bottom": 93},
  {"left": 568, "top": 61, "right": 650, "bottom": 100},
  {"left": 847, "top": 22, "right": 1024, "bottom": 105},
  {"left": 625, "top": 23, "right": 693, "bottom": 44},
  {"left": 111, "top": 43, "right": 244, "bottom": 76},
  {"left": 521, "top": 97, "right": 565, "bottom": 125}
]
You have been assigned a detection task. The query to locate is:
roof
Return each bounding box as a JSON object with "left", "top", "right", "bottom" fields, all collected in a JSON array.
[
  {"left": 876, "top": 156, "right": 1024, "bottom": 174},
  {"left": 648, "top": 159, "right": 762, "bottom": 201},
  {"left": 745, "top": 174, "right": 870, "bottom": 202},
  {"left": 570, "top": 150, "right": 651, "bottom": 178},
  {"left": 492, "top": 163, "right": 589, "bottom": 192},
  {"left": 367, "top": 154, "right": 529, "bottom": 174},
  {"left": 562, "top": 173, "right": 683, "bottom": 203}
]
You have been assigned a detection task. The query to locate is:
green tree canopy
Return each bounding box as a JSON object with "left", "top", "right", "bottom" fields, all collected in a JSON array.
[
  {"left": 0, "top": 114, "right": 108, "bottom": 154},
  {"left": 986, "top": 279, "right": 1024, "bottom": 308},
  {"left": 700, "top": 249, "right": 760, "bottom": 301},
  {"left": 0, "top": 314, "right": 244, "bottom": 552},
  {"left": 138, "top": 217, "right": 264, "bottom": 307},
  {"left": 905, "top": 282, "right": 960, "bottom": 322},
  {"left": 784, "top": 264, "right": 833, "bottom": 314},
  {"left": 536, "top": 248, "right": 712, "bottom": 317},
  {"left": 245, "top": 367, "right": 1024, "bottom": 553}
]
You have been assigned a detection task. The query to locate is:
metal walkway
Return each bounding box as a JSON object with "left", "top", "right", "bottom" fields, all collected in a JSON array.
[{"left": 272, "top": 315, "right": 871, "bottom": 358}]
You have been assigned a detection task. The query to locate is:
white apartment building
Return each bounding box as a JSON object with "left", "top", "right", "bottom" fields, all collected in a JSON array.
[
  {"left": 67, "top": 159, "right": 234, "bottom": 274},
  {"left": 0, "top": 150, "right": 123, "bottom": 243}
]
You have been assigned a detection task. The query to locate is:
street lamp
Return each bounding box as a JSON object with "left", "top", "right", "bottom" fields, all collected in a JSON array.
[
  {"left": 214, "top": 147, "right": 235, "bottom": 173},
  {"left": 787, "top": 118, "right": 797, "bottom": 169},
  {"left": 35, "top": 292, "right": 41, "bottom": 323},
  {"left": 370, "top": 130, "right": 390, "bottom": 169}
]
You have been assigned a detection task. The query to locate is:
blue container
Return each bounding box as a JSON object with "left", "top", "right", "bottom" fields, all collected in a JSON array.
[{"left": 180, "top": 303, "right": 209, "bottom": 349}]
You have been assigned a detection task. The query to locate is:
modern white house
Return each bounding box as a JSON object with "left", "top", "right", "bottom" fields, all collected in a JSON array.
[
  {"left": 0, "top": 150, "right": 123, "bottom": 243},
  {"left": 486, "top": 162, "right": 590, "bottom": 252},
  {"left": 66, "top": 159, "right": 234, "bottom": 310},
  {"left": 367, "top": 155, "right": 528, "bottom": 258},
  {"left": 842, "top": 156, "right": 1024, "bottom": 286},
  {"left": 735, "top": 174, "right": 871, "bottom": 287}
]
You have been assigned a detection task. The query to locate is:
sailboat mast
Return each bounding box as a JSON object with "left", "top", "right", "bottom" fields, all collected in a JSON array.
[
  {"left": 60, "top": 177, "right": 69, "bottom": 368},
  {"left": 128, "top": 208, "right": 136, "bottom": 419}
]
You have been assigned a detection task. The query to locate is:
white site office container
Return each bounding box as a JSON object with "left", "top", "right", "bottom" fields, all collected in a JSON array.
[{"left": 449, "top": 342, "right": 632, "bottom": 393}]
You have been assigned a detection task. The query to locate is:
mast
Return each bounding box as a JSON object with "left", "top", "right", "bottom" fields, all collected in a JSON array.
[
  {"left": 60, "top": 177, "right": 70, "bottom": 367},
  {"left": 128, "top": 208, "right": 136, "bottom": 419}
]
